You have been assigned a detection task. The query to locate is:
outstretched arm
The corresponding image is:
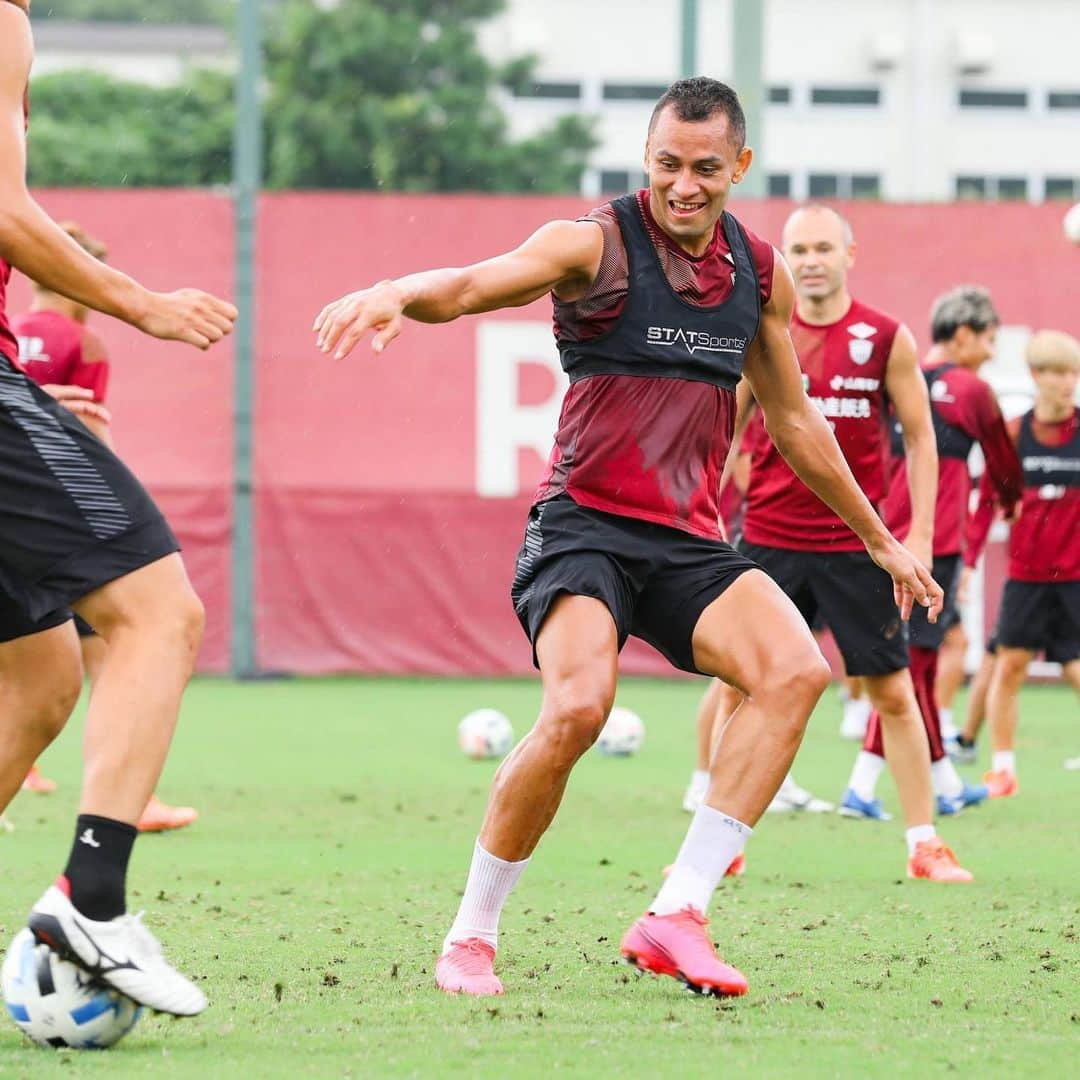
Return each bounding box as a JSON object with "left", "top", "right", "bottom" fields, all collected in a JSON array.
[
  {"left": 743, "top": 254, "right": 942, "bottom": 621},
  {"left": 314, "top": 219, "right": 604, "bottom": 360},
  {"left": 0, "top": 11, "right": 236, "bottom": 349}
]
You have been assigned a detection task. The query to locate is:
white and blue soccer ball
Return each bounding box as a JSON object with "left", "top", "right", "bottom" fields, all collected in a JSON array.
[
  {"left": 457, "top": 708, "right": 515, "bottom": 760},
  {"left": 597, "top": 706, "right": 645, "bottom": 757},
  {"left": 2, "top": 928, "right": 142, "bottom": 1049}
]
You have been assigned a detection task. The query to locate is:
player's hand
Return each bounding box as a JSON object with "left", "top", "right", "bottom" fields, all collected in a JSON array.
[
  {"left": 135, "top": 289, "right": 238, "bottom": 349},
  {"left": 41, "top": 383, "right": 112, "bottom": 425},
  {"left": 866, "top": 534, "right": 944, "bottom": 623},
  {"left": 313, "top": 280, "right": 406, "bottom": 360}
]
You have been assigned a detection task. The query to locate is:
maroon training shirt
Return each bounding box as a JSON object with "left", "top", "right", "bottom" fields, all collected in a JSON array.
[
  {"left": 535, "top": 190, "right": 775, "bottom": 538},
  {"left": 12, "top": 309, "right": 110, "bottom": 401},
  {"left": 972, "top": 412, "right": 1080, "bottom": 583},
  {"left": 881, "top": 358, "right": 1022, "bottom": 556},
  {"left": 742, "top": 297, "right": 899, "bottom": 552}
]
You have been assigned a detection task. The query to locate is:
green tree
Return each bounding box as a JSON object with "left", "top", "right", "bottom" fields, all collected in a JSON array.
[
  {"left": 263, "top": 0, "right": 595, "bottom": 192},
  {"left": 31, "top": 0, "right": 231, "bottom": 23},
  {"left": 26, "top": 71, "right": 233, "bottom": 187}
]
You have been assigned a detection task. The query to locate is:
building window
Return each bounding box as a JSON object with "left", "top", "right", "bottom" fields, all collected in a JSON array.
[
  {"left": 956, "top": 176, "right": 987, "bottom": 200},
  {"left": 599, "top": 170, "right": 633, "bottom": 194},
  {"left": 767, "top": 85, "right": 791, "bottom": 105},
  {"left": 1048, "top": 91, "right": 1080, "bottom": 110},
  {"left": 810, "top": 86, "right": 880, "bottom": 106},
  {"left": 807, "top": 173, "right": 880, "bottom": 199},
  {"left": 512, "top": 81, "right": 581, "bottom": 100},
  {"left": 602, "top": 83, "right": 668, "bottom": 102},
  {"left": 958, "top": 89, "right": 1028, "bottom": 109},
  {"left": 808, "top": 174, "right": 840, "bottom": 197},
  {"left": 997, "top": 177, "right": 1028, "bottom": 201},
  {"left": 954, "top": 176, "right": 1029, "bottom": 201},
  {"left": 1045, "top": 177, "right": 1079, "bottom": 201},
  {"left": 767, "top": 174, "right": 792, "bottom": 197}
]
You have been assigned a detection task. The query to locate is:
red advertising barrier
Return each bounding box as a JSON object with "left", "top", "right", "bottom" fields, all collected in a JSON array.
[{"left": 10, "top": 191, "right": 1078, "bottom": 675}]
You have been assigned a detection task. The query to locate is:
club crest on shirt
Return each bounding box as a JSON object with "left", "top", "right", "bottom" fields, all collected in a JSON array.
[{"left": 846, "top": 322, "right": 877, "bottom": 366}]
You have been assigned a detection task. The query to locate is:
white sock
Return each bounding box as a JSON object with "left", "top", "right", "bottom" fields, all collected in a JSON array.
[
  {"left": 905, "top": 823, "right": 936, "bottom": 856},
  {"left": 844, "top": 697, "right": 872, "bottom": 726},
  {"left": 992, "top": 750, "right": 1016, "bottom": 775},
  {"left": 690, "top": 769, "right": 709, "bottom": 791},
  {"left": 931, "top": 757, "right": 965, "bottom": 799},
  {"left": 847, "top": 751, "right": 886, "bottom": 802},
  {"left": 650, "top": 805, "right": 751, "bottom": 916},
  {"left": 939, "top": 707, "right": 958, "bottom": 740},
  {"left": 442, "top": 841, "right": 529, "bottom": 955}
]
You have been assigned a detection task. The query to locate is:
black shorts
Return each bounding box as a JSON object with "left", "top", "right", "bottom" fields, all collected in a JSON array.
[
  {"left": 908, "top": 554, "right": 962, "bottom": 651},
  {"left": 994, "top": 579, "right": 1080, "bottom": 657},
  {"left": 738, "top": 541, "right": 908, "bottom": 677},
  {"left": 511, "top": 495, "right": 757, "bottom": 674},
  {"left": 0, "top": 357, "right": 178, "bottom": 642},
  {"left": 985, "top": 634, "right": 1079, "bottom": 664}
]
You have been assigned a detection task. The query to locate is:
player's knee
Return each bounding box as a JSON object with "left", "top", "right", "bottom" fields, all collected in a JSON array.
[
  {"left": 174, "top": 586, "right": 206, "bottom": 653},
  {"left": 868, "top": 674, "right": 916, "bottom": 721},
  {"left": 751, "top": 649, "right": 829, "bottom": 731},
  {"left": 539, "top": 688, "right": 611, "bottom": 765},
  {"left": 775, "top": 650, "right": 831, "bottom": 710}
]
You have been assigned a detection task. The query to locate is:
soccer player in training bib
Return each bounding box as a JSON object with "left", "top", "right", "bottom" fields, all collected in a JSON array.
[
  {"left": 315, "top": 78, "right": 941, "bottom": 999},
  {"left": 706, "top": 207, "right": 974, "bottom": 881},
  {"left": 975, "top": 330, "right": 1080, "bottom": 794},
  {"left": 856, "top": 286, "right": 1023, "bottom": 813},
  {"left": 0, "top": 2, "right": 235, "bottom": 1017},
  {"left": 13, "top": 222, "right": 199, "bottom": 832}
]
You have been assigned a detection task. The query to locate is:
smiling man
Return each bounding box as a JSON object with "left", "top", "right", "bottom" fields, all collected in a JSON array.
[{"left": 314, "top": 77, "right": 941, "bottom": 1000}]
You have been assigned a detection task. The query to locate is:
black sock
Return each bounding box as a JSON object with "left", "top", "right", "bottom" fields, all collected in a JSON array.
[{"left": 62, "top": 814, "right": 137, "bottom": 921}]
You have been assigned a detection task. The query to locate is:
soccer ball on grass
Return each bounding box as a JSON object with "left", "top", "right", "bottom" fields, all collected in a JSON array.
[
  {"left": 596, "top": 706, "right": 645, "bottom": 756},
  {"left": 1, "top": 928, "right": 142, "bottom": 1049},
  {"left": 457, "top": 708, "right": 514, "bottom": 760}
]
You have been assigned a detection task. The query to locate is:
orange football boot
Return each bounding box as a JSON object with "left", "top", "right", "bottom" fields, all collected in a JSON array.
[
  {"left": 21, "top": 764, "right": 57, "bottom": 794},
  {"left": 137, "top": 795, "right": 199, "bottom": 833},
  {"left": 983, "top": 769, "right": 1019, "bottom": 799},
  {"left": 662, "top": 852, "right": 746, "bottom": 879},
  {"left": 907, "top": 838, "right": 974, "bottom": 883}
]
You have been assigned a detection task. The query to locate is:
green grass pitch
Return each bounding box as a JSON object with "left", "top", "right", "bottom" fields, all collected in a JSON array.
[{"left": 1, "top": 676, "right": 1078, "bottom": 1077}]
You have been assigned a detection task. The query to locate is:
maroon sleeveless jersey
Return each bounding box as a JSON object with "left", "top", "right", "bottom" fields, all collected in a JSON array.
[
  {"left": 12, "top": 309, "right": 110, "bottom": 401},
  {"left": 1008, "top": 408, "right": 1080, "bottom": 582},
  {"left": 742, "top": 298, "right": 899, "bottom": 551},
  {"left": 536, "top": 189, "right": 774, "bottom": 538}
]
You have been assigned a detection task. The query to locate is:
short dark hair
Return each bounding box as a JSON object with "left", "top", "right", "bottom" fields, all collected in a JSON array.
[
  {"left": 930, "top": 286, "right": 999, "bottom": 343},
  {"left": 648, "top": 78, "right": 746, "bottom": 149}
]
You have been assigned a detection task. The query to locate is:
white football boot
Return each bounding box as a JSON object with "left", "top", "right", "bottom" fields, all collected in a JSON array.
[
  {"left": 28, "top": 885, "right": 207, "bottom": 1016},
  {"left": 767, "top": 774, "right": 835, "bottom": 814}
]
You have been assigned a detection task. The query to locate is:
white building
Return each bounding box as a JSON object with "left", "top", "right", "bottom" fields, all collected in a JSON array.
[
  {"left": 479, "top": 0, "right": 1080, "bottom": 203},
  {"left": 31, "top": 21, "right": 230, "bottom": 87}
]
